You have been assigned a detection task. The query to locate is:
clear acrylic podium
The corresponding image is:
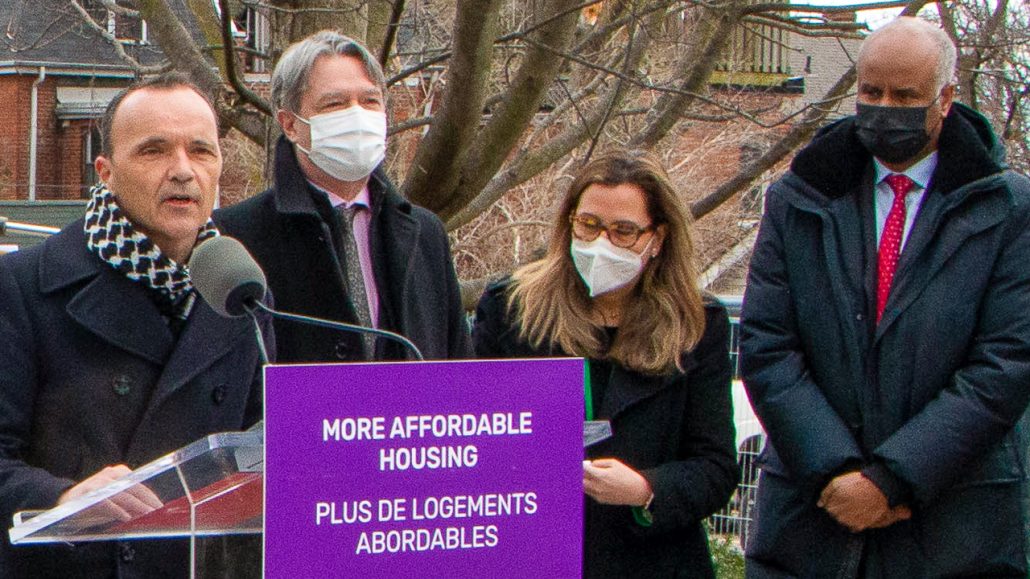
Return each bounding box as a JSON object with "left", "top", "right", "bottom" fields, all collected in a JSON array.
[{"left": 8, "top": 427, "right": 263, "bottom": 578}]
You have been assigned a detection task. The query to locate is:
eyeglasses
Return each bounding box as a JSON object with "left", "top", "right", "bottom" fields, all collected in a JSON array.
[{"left": 570, "top": 213, "right": 653, "bottom": 249}]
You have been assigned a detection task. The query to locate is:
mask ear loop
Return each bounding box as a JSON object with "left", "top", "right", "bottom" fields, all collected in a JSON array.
[{"left": 287, "top": 112, "right": 314, "bottom": 156}]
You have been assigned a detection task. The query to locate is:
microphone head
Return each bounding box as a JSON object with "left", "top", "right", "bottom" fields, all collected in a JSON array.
[{"left": 188, "top": 236, "right": 267, "bottom": 317}]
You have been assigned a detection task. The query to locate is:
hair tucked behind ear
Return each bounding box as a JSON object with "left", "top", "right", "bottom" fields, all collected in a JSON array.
[{"left": 509, "top": 149, "right": 706, "bottom": 375}]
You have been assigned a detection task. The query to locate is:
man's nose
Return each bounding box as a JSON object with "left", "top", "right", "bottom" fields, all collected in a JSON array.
[{"left": 167, "top": 148, "right": 195, "bottom": 182}]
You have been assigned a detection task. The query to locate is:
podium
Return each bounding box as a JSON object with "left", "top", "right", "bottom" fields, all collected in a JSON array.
[
  {"left": 8, "top": 428, "right": 263, "bottom": 578},
  {"left": 9, "top": 359, "right": 600, "bottom": 578}
]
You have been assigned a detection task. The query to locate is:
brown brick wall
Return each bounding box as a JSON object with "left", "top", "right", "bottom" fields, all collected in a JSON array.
[
  {"left": 0, "top": 76, "right": 31, "bottom": 200},
  {"left": 0, "top": 75, "right": 94, "bottom": 200}
]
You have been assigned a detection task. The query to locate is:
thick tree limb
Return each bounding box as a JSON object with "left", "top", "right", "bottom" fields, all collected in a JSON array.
[
  {"left": 446, "top": 10, "right": 660, "bottom": 230},
  {"left": 435, "top": 0, "right": 581, "bottom": 221},
  {"left": 402, "top": 0, "right": 504, "bottom": 213},
  {"left": 217, "top": 0, "right": 272, "bottom": 116}
]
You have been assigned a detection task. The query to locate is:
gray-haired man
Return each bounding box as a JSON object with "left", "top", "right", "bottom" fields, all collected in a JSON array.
[{"left": 216, "top": 31, "right": 470, "bottom": 363}]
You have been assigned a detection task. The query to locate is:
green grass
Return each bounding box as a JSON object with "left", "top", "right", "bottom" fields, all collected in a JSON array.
[{"left": 710, "top": 533, "right": 746, "bottom": 579}]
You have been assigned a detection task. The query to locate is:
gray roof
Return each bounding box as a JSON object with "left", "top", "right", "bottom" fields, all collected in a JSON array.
[{"left": 0, "top": 0, "right": 191, "bottom": 74}]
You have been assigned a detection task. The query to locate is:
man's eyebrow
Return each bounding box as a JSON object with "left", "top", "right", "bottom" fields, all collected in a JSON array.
[
  {"left": 132, "top": 136, "right": 170, "bottom": 151},
  {"left": 316, "top": 87, "right": 384, "bottom": 103},
  {"left": 189, "top": 138, "right": 219, "bottom": 149}
]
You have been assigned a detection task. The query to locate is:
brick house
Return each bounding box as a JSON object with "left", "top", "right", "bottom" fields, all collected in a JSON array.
[{"left": 0, "top": 1, "right": 270, "bottom": 249}]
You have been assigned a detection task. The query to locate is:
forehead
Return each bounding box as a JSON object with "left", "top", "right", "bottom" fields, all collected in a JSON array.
[
  {"left": 301, "top": 54, "right": 380, "bottom": 103},
  {"left": 576, "top": 182, "right": 651, "bottom": 222},
  {"left": 110, "top": 87, "right": 219, "bottom": 148},
  {"left": 858, "top": 30, "right": 939, "bottom": 89}
]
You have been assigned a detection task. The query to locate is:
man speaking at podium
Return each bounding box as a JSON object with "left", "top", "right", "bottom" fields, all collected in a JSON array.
[
  {"left": 216, "top": 31, "right": 469, "bottom": 363},
  {"left": 0, "top": 74, "right": 271, "bottom": 577}
]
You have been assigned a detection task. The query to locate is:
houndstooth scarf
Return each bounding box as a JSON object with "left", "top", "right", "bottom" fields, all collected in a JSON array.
[{"left": 84, "top": 183, "right": 218, "bottom": 321}]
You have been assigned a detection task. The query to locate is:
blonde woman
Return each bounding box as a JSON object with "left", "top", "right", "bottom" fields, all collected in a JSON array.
[{"left": 474, "top": 149, "right": 739, "bottom": 578}]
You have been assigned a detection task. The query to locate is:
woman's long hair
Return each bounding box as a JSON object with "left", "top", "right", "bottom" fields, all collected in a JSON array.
[{"left": 508, "top": 149, "right": 706, "bottom": 375}]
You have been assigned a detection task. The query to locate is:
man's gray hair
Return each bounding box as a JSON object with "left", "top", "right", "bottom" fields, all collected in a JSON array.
[
  {"left": 859, "top": 17, "right": 957, "bottom": 93},
  {"left": 271, "top": 30, "right": 386, "bottom": 113}
]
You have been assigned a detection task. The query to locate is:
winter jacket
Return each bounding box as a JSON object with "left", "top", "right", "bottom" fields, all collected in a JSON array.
[{"left": 741, "top": 103, "right": 1030, "bottom": 578}]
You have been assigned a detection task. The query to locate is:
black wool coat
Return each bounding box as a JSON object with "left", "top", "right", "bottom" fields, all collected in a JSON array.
[
  {"left": 741, "top": 103, "right": 1030, "bottom": 577},
  {"left": 474, "top": 281, "right": 739, "bottom": 578},
  {"left": 215, "top": 137, "right": 470, "bottom": 363},
  {"left": 0, "top": 223, "right": 272, "bottom": 578}
]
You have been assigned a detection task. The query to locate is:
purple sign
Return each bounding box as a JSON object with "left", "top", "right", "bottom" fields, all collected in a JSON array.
[{"left": 264, "top": 359, "right": 584, "bottom": 578}]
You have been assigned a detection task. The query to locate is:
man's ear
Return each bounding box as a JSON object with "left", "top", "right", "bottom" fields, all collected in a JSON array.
[
  {"left": 938, "top": 83, "right": 956, "bottom": 119},
  {"left": 95, "top": 155, "right": 112, "bottom": 183},
  {"left": 278, "top": 109, "right": 299, "bottom": 143}
]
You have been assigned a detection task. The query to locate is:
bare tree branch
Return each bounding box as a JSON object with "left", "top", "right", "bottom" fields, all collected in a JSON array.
[
  {"left": 218, "top": 0, "right": 272, "bottom": 116},
  {"left": 68, "top": 0, "right": 162, "bottom": 74},
  {"left": 434, "top": 0, "right": 581, "bottom": 220},
  {"left": 629, "top": 2, "right": 743, "bottom": 148}
]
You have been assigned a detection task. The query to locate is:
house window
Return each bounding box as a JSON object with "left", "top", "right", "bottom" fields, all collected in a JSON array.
[
  {"left": 89, "top": 0, "right": 147, "bottom": 44},
  {"left": 82, "top": 125, "right": 102, "bottom": 197},
  {"left": 239, "top": 6, "right": 271, "bottom": 73}
]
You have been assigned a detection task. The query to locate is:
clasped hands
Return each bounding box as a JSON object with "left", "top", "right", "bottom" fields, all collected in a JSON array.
[{"left": 817, "top": 471, "right": 911, "bottom": 533}]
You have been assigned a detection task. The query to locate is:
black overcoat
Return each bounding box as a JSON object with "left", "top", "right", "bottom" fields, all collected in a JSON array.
[
  {"left": 0, "top": 223, "right": 272, "bottom": 578},
  {"left": 215, "top": 137, "right": 470, "bottom": 363},
  {"left": 474, "top": 282, "right": 739, "bottom": 578},
  {"left": 740, "top": 103, "right": 1030, "bottom": 577}
]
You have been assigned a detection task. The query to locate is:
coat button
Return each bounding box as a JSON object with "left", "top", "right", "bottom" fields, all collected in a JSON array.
[
  {"left": 334, "top": 340, "right": 351, "bottom": 360},
  {"left": 855, "top": 313, "right": 864, "bottom": 321},
  {"left": 212, "top": 384, "right": 227, "bottom": 405},
  {"left": 112, "top": 375, "right": 131, "bottom": 396},
  {"left": 119, "top": 543, "right": 135, "bottom": 562}
]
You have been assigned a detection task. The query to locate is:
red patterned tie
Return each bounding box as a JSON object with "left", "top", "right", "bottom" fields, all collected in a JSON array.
[{"left": 876, "top": 174, "right": 915, "bottom": 323}]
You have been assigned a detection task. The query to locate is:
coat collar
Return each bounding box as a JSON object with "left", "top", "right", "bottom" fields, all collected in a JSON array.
[{"left": 789, "top": 102, "right": 1004, "bottom": 203}]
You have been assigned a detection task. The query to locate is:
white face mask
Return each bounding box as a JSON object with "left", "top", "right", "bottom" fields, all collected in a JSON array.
[
  {"left": 570, "top": 236, "right": 653, "bottom": 297},
  {"left": 294, "top": 105, "right": 387, "bottom": 182}
]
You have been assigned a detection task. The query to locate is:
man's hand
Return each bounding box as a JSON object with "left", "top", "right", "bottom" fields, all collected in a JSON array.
[
  {"left": 817, "top": 471, "right": 911, "bottom": 532},
  {"left": 583, "top": 458, "right": 652, "bottom": 506},
  {"left": 58, "top": 465, "right": 163, "bottom": 522}
]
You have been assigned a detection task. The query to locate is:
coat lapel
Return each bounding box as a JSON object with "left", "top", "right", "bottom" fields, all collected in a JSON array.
[
  {"left": 370, "top": 178, "right": 420, "bottom": 341},
  {"left": 42, "top": 225, "right": 174, "bottom": 365},
  {"left": 141, "top": 299, "right": 249, "bottom": 419},
  {"left": 876, "top": 176, "right": 1009, "bottom": 339},
  {"left": 599, "top": 358, "right": 695, "bottom": 421}
]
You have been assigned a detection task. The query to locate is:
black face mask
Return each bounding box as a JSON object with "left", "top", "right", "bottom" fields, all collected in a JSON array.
[{"left": 855, "top": 103, "right": 931, "bottom": 164}]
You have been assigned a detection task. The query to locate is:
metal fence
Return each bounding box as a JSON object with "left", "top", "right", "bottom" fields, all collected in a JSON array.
[{"left": 707, "top": 296, "right": 763, "bottom": 550}]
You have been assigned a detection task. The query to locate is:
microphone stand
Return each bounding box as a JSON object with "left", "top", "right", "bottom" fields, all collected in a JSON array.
[
  {"left": 0, "top": 216, "right": 60, "bottom": 237},
  {"left": 244, "top": 299, "right": 424, "bottom": 362}
]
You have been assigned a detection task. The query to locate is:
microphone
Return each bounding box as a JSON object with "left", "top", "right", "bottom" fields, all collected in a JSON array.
[
  {"left": 189, "top": 236, "right": 267, "bottom": 317},
  {"left": 188, "top": 236, "right": 424, "bottom": 361}
]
